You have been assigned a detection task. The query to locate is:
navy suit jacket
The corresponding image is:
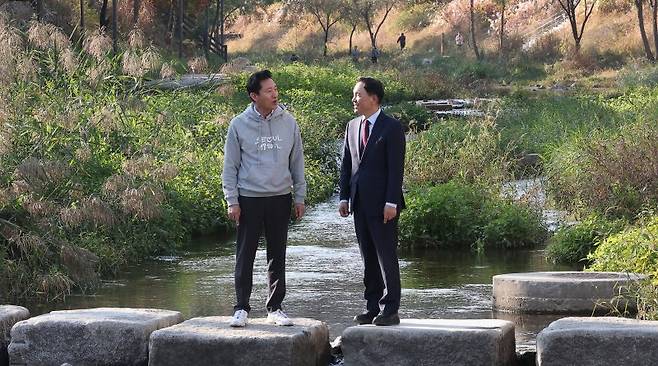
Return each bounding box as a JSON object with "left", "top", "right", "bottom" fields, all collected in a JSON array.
[{"left": 339, "top": 111, "right": 406, "bottom": 217}]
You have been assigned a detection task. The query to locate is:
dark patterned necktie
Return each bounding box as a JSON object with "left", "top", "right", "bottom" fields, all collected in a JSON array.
[{"left": 359, "top": 119, "right": 370, "bottom": 156}]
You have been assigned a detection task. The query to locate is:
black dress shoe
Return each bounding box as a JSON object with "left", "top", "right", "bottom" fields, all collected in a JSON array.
[
  {"left": 373, "top": 313, "right": 400, "bottom": 326},
  {"left": 353, "top": 312, "right": 378, "bottom": 325}
]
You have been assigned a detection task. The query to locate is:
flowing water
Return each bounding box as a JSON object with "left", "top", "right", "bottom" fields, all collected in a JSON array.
[{"left": 27, "top": 190, "right": 570, "bottom": 351}]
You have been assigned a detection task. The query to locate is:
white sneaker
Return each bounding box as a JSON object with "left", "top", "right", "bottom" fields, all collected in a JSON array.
[
  {"left": 267, "top": 309, "right": 294, "bottom": 326},
  {"left": 229, "top": 309, "right": 248, "bottom": 327}
]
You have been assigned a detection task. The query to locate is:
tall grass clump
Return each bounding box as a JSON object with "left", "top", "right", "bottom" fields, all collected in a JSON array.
[
  {"left": 495, "top": 94, "right": 621, "bottom": 158},
  {"left": 547, "top": 118, "right": 658, "bottom": 218}
]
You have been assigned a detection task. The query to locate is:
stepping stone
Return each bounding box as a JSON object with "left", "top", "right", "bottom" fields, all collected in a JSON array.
[
  {"left": 1, "top": 306, "right": 29, "bottom": 366},
  {"left": 493, "top": 271, "right": 644, "bottom": 314},
  {"left": 537, "top": 317, "right": 658, "bottom": 366},
  {"left": 148, "top": 317, "right": 329, "bottom": 366},
  {"left": 341, "top": 319, "right": 516, "bottom": 366},
  {"left": 8, "top": 308, "right": 181, "bottom": 366}
]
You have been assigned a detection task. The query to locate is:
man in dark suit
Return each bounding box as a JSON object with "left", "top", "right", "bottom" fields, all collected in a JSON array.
[{"left": 339, "top": 77, "right": 406, "bottom": 326}]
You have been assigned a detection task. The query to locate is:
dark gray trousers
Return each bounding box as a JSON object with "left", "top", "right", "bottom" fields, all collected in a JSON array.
[
  {"left": 234, "top": 194, "right": 291, "bottom": 313},
  {"left": 353, "top": 205, "right": 401, "bottom": 316}
]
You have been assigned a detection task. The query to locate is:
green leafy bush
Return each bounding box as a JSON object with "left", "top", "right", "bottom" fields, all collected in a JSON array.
[
  {"left": 399, "top": 182, "right": 547, "bottom": 250},
  {"left": 588, "top": 215, "right": 658, "bottom": 279},
  {"left": 546, "top": 214, "right": 628, "bottom": 265},
  {"left": 385, "top": 102, "right": 434, "bottom": 132}
]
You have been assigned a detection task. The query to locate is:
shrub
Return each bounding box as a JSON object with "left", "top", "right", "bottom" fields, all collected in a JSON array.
[
  {"left": 399, "top": 182, "right": 547, "bottom": 250},
  {"left": 588, "top": 215, "right": 658, "bottom": 279},
  {"left": 546, "top": 213, "right": 628, "bottom": 265},
  {"left": 385, "top": 102, "right": 434, "bottom": 132}
]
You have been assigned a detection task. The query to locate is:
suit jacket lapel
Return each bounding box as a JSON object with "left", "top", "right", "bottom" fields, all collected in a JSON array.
[
  {"left": 360, "top": 113, "right": 386, "bottom": 162},
  {"left": 350, "top": 118, "right": 362, "bottom": 164}
]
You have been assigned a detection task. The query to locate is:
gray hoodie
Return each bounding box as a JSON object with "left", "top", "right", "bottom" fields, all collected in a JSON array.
[{"left": 222, "top": 104, "right": 306, "bottom": 206}]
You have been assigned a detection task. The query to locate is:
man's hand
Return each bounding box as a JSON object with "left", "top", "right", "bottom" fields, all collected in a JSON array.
[
  {"left": 383, "top": 205, "right": 397, "bottom": 224},
  {"left": 228, "top": 204, "right": 241, "bottom": 226},
  {"left": 339, "top": 201, "right": 350, "bottom": 217},
  {"left": 295, "top": 203, "right": 305, "bottom": 220}
]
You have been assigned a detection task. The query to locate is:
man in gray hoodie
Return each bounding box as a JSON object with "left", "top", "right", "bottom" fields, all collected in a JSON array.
[{"left": 222, "top": 70, "right": 306, "bottom": 327}]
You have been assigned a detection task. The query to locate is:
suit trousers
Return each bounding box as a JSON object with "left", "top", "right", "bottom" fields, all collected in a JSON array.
[
  {"left": 234, "top": 194, "right": 291, "bottom": 313},
  {"left": 353, "top": 204, "right": 401, "bottom": 316}
]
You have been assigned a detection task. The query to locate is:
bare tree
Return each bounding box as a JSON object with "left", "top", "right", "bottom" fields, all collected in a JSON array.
[
  {"left": 292, "top": 0, "right": 344, "bottom": 56},
  {"left": 650, "top": 0, "right": 658, "bottom": 58},
  {"left": 635, "top": 0, "right": 655, "bottom": 61},
  {"left": 100, "top": 0, "right": 109, "bottom": 29},
  {"left": 340, "top": 5, "right": 361, "bottom": 54},
  {"left": 470, "top": 0, "right": 481, "bottom": 59},
  {"left": 80, "top": 0, "right": 85, "bottom": 30},
  {"left": 557, "top": 0, "right": 597, "bottom": 52},
  {"left": 352, "top": 0, "right": 396, "bottom": 49},
  {"left": 494, "top": 0, "right": 506, "bottom": 58}
]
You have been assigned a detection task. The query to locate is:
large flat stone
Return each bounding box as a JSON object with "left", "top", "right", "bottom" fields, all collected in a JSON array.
[
  {"left": 493, "top": 271, "right": 644, "bottom": 314},
  {"left": 341, "top": 319, "right": 516, "bottom": 366},
  {"left": 1, "top": 306, "right": 29, "bottom": 366},
  {"left": 148, "top": 317, "right": 329, "bottom": 366},
  {"left": 9, "top": 308, "right": 182, "bottom": 366},
  {"left": 537, "top": 317, "right": 658, "bottom": 366}
]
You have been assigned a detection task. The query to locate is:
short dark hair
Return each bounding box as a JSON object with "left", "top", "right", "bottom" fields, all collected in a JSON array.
[
  {"left": 357, "top": 77, "right": 384, "bottom": 104},
  {"left": 247, "top": 69, "right": 273, "bottom": 97}
]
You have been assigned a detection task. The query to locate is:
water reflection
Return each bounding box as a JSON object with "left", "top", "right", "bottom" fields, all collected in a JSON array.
[{"left": 25, "top": 195, "right": 570, "bottom": 349}]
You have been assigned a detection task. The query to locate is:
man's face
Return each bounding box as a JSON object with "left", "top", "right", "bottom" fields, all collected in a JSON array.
[
  {"left": 352, "top": 81, "right": 377, "bottom": 116},
  {"left": 251, "top": 78, "right": 278, "bottom": 113}
]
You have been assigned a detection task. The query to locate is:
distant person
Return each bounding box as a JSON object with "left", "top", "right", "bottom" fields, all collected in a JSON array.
[
  {"left": 351, "top": 46, "right": 360, "bottom": 63},
  {"left": 396, "top": 33, "right": 406, "bottom": 50},
  {"left": 290, "top": 53, "right": 300, "bottom": 62},
  {"left": 370, "top": 47, "right": 380, "bottom": 64},
  {"left": 455, "top": 32, "right": 464, "bottom": 47}
]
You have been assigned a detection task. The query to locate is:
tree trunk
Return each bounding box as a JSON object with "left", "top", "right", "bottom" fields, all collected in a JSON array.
[
  {"left": 112, "top": 0, "right": 117, "bottom": 54},
  {"left": 499, "top": 3, "right": 505, "bottom": 59},
  {"left": 133, "top": 0, "right": 140, "bottom": 25},
  {"left": 36, "top": 0, "right": 44, "bottom": 21},
  {"left": 569, "top": 14, "right": 581, "bottom": 52},
  {"left": 178, "top": 0, "right": 183, "bottom": 58},
  {"left": 324, "top": 28, "right": 329, "bottom": 56},
  {"left": 100, "top": 0, "right": 109, "bottom": 29},
  {"left": 80, "top": 0, "right": 85, "bottom": 30},
  {"left": 470, "top": 0, "right": 481, "bottom": 59},
  {"left": 348, "top": 23, "right": 356, "bottom": 54},
  {"left": 636, "top": 0, "right": 655, "bottom": 61},
  {"left": 652, "top": 0, "right": 658, "bottom": 58}
]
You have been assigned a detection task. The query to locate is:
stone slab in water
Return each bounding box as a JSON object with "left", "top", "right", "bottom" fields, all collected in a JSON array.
[
  {"left": 341, "top": 319, "right": 516, "bottom": 366},
  {"left": 8, "top": 307, "right": 182, "bottom": 366},
  {"left": 1, "top": 306, "right": 29, "bottom": 366},
  {"left": 145, "top": 74, "right": 230, "bottom": 89},
  {"left": 493, "top": 271, "right": 644, "bottom": 314},
  {"left": 537, "top": 317, "right": 658, "bottom": 366},
  {"left": 148, "top": 316, "right": 330, "bottom": 366}
]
